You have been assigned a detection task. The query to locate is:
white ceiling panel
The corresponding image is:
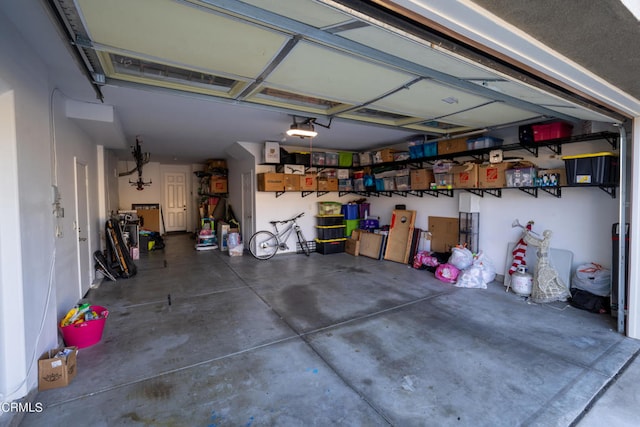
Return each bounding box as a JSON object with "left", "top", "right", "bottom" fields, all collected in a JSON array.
[
  {"left": 265, "top": 41, "right": 415, "bottom": 104},
  {"left": 238, "top": 0, "right": 355, "bottom": 28},
  {"left": 370, "top": 79, "right": 494, "bottom": 119},
  {"left": 340, "top": 26, "right": 503, "bottom": 80},
  {"left": 77, "top": 0, "right": 289, "bottom": 78},
  {"left": 442, "top": 102, "right": 540, "bottom": 128},
  {"left": 544, "top": 105, "right": 620, "bottom": 123}
]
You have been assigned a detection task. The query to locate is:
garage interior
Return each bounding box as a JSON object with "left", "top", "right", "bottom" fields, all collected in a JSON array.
[{"left": 2, "top": 0, "right": 640, "bottom": 426}]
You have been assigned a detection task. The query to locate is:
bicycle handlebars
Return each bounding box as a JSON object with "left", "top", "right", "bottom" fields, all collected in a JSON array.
[{"left": 272, "top": 212, "right": 305, "bottom": 224}]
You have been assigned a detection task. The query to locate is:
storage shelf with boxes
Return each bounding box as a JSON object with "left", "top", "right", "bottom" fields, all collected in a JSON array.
[{"left": 257, "top": 131, "right": 619, "bottom": 199}]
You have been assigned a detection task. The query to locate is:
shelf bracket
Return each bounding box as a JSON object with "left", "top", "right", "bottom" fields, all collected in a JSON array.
[
  {"left": 599, "top": 186, "right": 617, "bottom": 198},
  {"left": 547, "top": 144, "right": 562, "bottom": 155},
  {"left": 519, "top": 144, "right": 539, "bottom": 157},
  {"left": 407, "top": 190, "right": 424, "bottom": 198},
  {"left": 540, "top": 186, "right": 562, "bottom": 198},
  {"left": 605, "top": 135, "right": 618, "bottom": 149},
  {"left": 378, "top": 191, "right": 393, "bottom": 197},
  {"left": 483, "top": 188, "right": 502, "bottom": 198},
  {"left": 518, "top": 187, "right": 538, "bottom": 198},
  {"left": 301, "top": 191, "right": 314, "bottom": 198},
  {"left": 316, "top": 191, "right": 329, "bottom": 197},
  {"left": 275, "top": 191, "right": 285, "bottom": 198},
  {"left": 393, "top": 191, "right": 408, "bottom": 197},
  {"left": 465, "top": 189, "right": 485, "bottom": 198},
  {"left": 440, "top": 189, "right": 454, "bottom": 198}
]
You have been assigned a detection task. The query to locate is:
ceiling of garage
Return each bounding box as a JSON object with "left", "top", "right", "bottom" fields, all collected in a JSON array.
[{"left": 2, "top": 1, "right": 637, "bottom": 163}]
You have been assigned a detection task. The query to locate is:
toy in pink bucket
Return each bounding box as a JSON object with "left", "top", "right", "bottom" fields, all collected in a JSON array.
[{"left": 59, "top": 304, "right": 109, "bottom": 348}]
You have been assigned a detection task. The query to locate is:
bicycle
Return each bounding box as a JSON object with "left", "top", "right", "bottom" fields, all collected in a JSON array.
[{"left": 249, "top": 212, "right": 311, "bottom": 259}]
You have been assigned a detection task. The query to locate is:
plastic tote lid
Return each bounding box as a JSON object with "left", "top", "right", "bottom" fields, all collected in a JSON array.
[{"left": 561, "top": 152, "right": 617, "bottom": 160}]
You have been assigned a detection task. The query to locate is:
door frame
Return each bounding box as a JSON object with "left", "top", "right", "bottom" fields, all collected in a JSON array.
[
  {"left": 74, "top": 158, "right": 92, "bottom": 296},
  {"left": 160, "top": 164, "right": 192, "bottom": 232}
]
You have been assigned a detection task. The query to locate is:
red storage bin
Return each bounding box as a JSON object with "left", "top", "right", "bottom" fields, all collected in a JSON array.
[{"left": 532, "top": 122, "right": 573, "bottom": 142}]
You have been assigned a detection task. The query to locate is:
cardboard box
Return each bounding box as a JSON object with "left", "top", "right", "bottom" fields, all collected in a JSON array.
[
  {"left": 410, "top": 169, "right": 434, "bottom": 190},
  {"left": 300, "top": 174, "right": 317, "bottom": 191},
  {"left": 317, "top": 178, "right": 338, "bottom": 192},
  {"left": 373, "top": 149, "right": 395, "bottom": 163},
  {"left": 217, "top": 221, "right": 230, "bottom": 251},
  {"left": 257, "top": 172, "right": 284, "bottom": 192},
  {"left": 437, "top": 137, "right": 468, "bottom": 156},
  {"left": 452, "top": 163, "right": 479, "bottom": 188},
  {"left": 136, "top": 208, "right": 160, "bottom": 232},
  {"left": 283, "top": 174, "right": 301, "bottom": 191},
  {"left": 538, "top": 168, "right": 567, "bottom": 186},
  {"left": 264, "top": 141, "right": 280, "bottom": 163},
  {"left": 345, "top": 238, "right": 360, "bottom": 256},
  {"left": 210, "top": 176, "right": 228, "bottom": 193},
  {"left": 280, "top": 164, "right": 305, "bottom": 175},
  {"left": 478, "top": 162, "right": 513, "bottom": 188},
  {"left": 206, "top": 159, "right": 227, "bottom": 169},
  {"left": 428, "top": 216, "right": 459, "bottom": 253},
  {"left": 38, "top": 347, "right": 78, "bottom": 391}
]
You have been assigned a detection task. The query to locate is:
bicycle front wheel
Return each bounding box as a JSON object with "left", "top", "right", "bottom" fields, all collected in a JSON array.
[
  {"left": 296, "top": 230, "right": 311, "bottom": 256},
  {"left": 249, "top": 230, "right": 279, "bottom": 260}
]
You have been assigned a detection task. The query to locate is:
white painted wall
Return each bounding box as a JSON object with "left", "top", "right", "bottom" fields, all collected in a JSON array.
[
  {"left": 51, "top": 90, "right": 103, "bottom": 314},
  {"left": 0, "top": 12, "right": 110, "bottom": 403}
]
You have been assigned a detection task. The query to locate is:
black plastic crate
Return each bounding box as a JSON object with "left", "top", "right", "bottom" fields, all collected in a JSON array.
[
  {"left": 316, "top": 215, "right": 344, "bottom": 226},
  {"left": 316, "top": 226, "right": 346, "bottom": 240},
  {"left": 563, "top": 153, "right": 618, "bottom": 185},
  {"left": 315, "top": 238, "right": 346, "bottom": 255}
]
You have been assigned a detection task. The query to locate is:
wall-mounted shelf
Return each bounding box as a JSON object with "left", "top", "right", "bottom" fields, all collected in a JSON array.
[{"left": 270, "top": 183, "right": 617, "bottom": 199}]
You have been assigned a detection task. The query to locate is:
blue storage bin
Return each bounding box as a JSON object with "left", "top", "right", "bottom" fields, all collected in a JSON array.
[
  {"left": 341, "top": 204, "right": 359, "bottom": 220},
  {"left": 375, "top": 178, "right": 385, "bottom": 191},
  {"left": 423, "top": 141, "right": 437, "bottom": 157},
  {"left": 409, "top": 144, "right": 423, "bottom": 159}
]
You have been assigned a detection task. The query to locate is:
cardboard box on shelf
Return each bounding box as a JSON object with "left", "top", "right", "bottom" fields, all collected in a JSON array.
[
  {"left": 478, "top": 162, "right": 513, "bottom": 188},
  {"left": 317, "top": 178, "right": 338, "bottom": 192},
  {"left": 437, "top": 137, "right": 468, "bottom": 155},
  {"left": 410, "top": 169, "right": 434, "bottom": 190},
  {"left": 210, "top": 176, "right": 228, "bottom": 193},
  {"left": 299, "top": 174, "right": 317, "bottom": 191},
  {"left": 257, "top": 173, "right": 284, "bottom": 192},
  {"left": 452, "top": 163, "right": 479, "bottom": 188},
  {"left": 38, "top": 347, "right": 78, "bottom": 391},
  {"left": 283, "top": 174, "right": 301, "bottom": 191},
  {"left": 538, "top": 168, "right": 567, "bottom": 186}
]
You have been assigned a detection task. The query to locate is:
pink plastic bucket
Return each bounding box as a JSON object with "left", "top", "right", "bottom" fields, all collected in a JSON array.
[{"left": 60, "top": 305, "right": 109, "bottom": 348}]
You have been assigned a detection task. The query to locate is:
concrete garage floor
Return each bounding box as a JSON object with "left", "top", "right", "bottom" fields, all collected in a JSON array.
[{"left": 20, "top": 233, "right": 640, "bottom": 426}]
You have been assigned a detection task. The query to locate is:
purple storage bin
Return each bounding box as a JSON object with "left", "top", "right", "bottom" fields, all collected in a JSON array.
[
  {"left": 341, "top": 204, "right": 359, "bottom": 220},
  {"left": 360, "top": 218, "right": 379, "bottom": 231},
  {"left": 358, "top": 203, "right": 370, "bottom": 219}
]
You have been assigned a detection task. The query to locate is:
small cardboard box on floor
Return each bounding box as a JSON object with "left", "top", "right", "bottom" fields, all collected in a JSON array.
[
  {"left": 345, "top": 229, "right": 361, "bottom": 256},
  {"left": 38, "top": 346, "right": 78, "bottom": 391}
]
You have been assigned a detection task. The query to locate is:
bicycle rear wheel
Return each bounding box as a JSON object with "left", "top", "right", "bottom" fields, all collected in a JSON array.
[
  {"left": 296, "top": 230, "right": 311, "bottom": 256},
  {"left": 249, "top": 230, "right": 279, "bottom": 260}
]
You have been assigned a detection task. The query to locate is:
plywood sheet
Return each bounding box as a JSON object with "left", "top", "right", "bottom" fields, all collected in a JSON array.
[
  {"left": 359, "top": 232, "right": 384, "bottom": 259},
  {"left": 428, "top": 216, "right": 459, "bottom": 253},
  {"left": 384, "top": 210, "right": 416, "bottom": 263}
]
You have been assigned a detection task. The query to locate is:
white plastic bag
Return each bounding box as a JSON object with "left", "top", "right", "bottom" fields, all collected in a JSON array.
[
  {"left": 572, "top": 263, "right": 611, "bottom": 296},
  {"left": 455, "top": 262, "right": 486, "bottom": 289},
  {"left": 448, "top": 247, "right": 473, "bottom": 270},
  {"left": 476, "top": 252, "right": 496, "bottom": 284}
]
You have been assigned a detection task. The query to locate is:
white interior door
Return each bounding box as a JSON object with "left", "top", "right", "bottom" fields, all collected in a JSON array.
[
  {"left": 74, "top": 159, "right": 91, "bottom": 296},
  {"left": 242, "top": 171, "right": 254, "bottom": 243},
  {"left": 164, "top": 171, "right": 187, "bottom": 232}
]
